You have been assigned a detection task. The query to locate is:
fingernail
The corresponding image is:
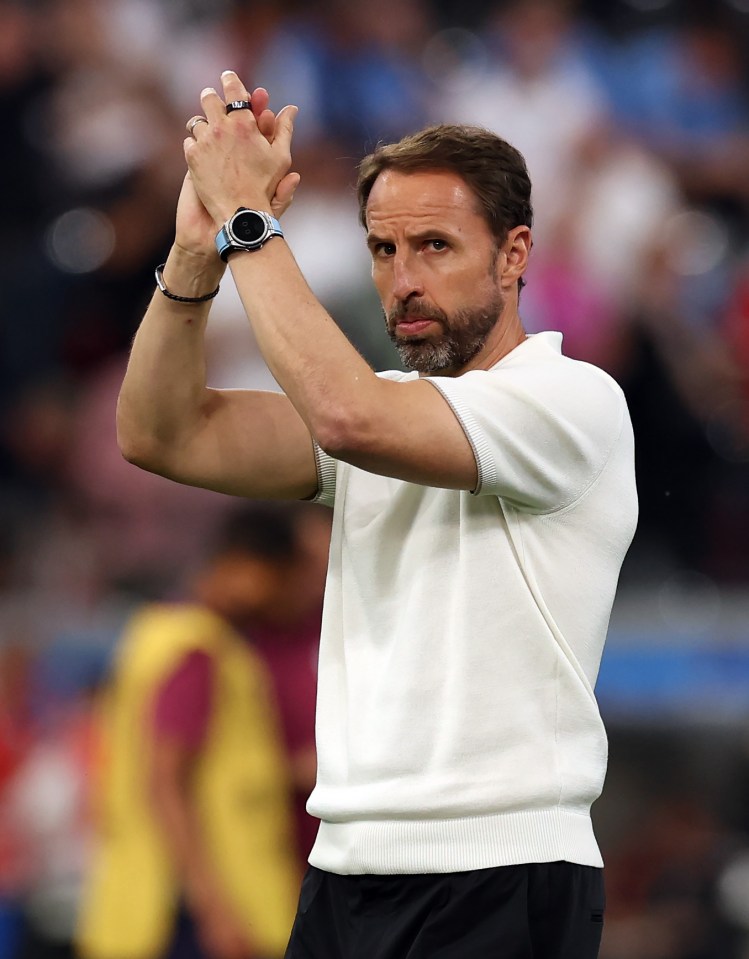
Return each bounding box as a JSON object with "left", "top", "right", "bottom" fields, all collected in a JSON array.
[
  {"left": 221, "top": 70, "right": 236, "bottom": 78},
  {"left": 201, "top": 87, "right": 214, "bottom": 97}
]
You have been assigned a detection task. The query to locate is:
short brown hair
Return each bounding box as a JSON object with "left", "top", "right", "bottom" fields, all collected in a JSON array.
[{"left": 356, "top": 124, "right": 534, "bottom": 244}]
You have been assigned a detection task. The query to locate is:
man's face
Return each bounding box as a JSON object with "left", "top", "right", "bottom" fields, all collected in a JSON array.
[{"left": 366, "top": 169, "right": 506, "bottom": 375}]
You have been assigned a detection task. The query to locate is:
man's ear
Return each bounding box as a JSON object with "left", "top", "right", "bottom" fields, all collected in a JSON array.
[{"left": 501, "top": 226, "right": 532, "bottom": 290}]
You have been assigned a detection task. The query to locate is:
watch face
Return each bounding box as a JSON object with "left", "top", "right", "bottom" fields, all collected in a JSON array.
[{"left": 231, "top": 211, "right": 266, "bottom": 244}]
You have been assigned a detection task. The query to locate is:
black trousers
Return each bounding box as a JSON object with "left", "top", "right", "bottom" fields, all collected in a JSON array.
[{"left": 284, "top": 862, "right": 604, "bottom": 959}]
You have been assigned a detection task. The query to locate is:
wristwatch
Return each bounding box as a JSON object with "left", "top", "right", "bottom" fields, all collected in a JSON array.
[{"left": 215, "top": 208, "right": 284, "bottom": 261}]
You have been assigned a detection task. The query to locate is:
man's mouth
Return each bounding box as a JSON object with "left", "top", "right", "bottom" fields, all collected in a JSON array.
[{"left": 394, "top": 318, "right": 437, "bottom": 336}]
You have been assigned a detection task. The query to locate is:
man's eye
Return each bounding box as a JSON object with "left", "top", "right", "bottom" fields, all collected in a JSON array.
[{"left": 428, "top": 239, "right": 448, "bottom": 251}]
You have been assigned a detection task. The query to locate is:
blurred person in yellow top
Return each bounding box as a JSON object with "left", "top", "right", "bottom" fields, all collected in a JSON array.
[{"left": 75, "top": 503, "right": 311, "bottom": 959}]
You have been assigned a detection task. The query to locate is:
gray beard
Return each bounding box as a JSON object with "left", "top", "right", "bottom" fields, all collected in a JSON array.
[{"left": 386, "top": 294, "right": 504, "bottom": 375}]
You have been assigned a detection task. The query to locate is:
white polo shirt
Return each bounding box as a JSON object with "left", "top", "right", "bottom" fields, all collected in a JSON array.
[{"left": 307, "top": 332, "right": 637, "bottom": 874}]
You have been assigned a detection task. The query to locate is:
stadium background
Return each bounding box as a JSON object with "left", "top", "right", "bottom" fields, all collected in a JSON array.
[{"left": 1, "top": 0, "right": 749, "bottom": 956}]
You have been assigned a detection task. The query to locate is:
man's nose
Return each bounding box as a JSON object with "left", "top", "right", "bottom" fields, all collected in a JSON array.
[{"left": 391, "top": 254, "right": 425, "bottom": 302}]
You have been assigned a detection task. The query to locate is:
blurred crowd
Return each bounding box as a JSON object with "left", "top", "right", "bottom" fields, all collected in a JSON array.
[{"left": 1, "top": 0, "right": 749, "bottom": 957}]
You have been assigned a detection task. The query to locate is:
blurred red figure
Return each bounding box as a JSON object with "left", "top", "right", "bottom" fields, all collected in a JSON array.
[{"left": 76, "top": 504, "right": 324, "bottom": 959}]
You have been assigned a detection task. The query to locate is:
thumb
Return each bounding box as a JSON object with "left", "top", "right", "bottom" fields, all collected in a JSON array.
[{"left": 271, "top": 172, "right": 301, "bottom": 218}]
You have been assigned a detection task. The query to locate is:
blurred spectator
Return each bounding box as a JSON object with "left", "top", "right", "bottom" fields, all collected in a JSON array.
[
  {"left": 0, "top": 0, "right": 187, "bottom": 425},
  {"left": 437, "top": 0, "right": 608, "bottom": 247},
  {"left": 582, "top": 1, "right": 749, "bottom": 214},
  {"left": 76, "top": 503, "right": 313, "bottom": 959},
  {"left": 0, "top": 0, "right": 69, "bottom": 420},
  {"left": 312, "top": 0, "right": 435, "bottom": 155},
  {"left": 616, "top": 228, "right": 746, "bottom": 581},
  {"left": 519, "top": 122, "right": 681, "bottom": 369}
]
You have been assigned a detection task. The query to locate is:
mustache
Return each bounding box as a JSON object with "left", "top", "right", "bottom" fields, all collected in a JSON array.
[{"left": 387, "top": 300, "right": 448, "bottom": 326}]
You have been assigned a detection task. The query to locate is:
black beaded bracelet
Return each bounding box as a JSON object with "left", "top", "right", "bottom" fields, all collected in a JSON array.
[{"left": 154, "top": 263, "right": 220, "bottom": 303}]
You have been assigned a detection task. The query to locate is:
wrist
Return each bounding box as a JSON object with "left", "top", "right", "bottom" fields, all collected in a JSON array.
[{"left": 165, "top": 245, "right": 225, "bottom": 298}]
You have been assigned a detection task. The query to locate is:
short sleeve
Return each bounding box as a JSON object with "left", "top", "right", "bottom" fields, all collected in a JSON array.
[
  {"left": 151, "top": 649, "right": 214, "bottom": 749},
  {"left": 426, "top": 354, "right": 627, "bottom": 512}
]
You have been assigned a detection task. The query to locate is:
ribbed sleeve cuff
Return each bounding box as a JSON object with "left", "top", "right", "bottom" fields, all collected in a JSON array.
[
  {"left": 311, "top": 441, "right": 337, "bottom": 508},
  {"left": 424, "top": 378, "right": 498, "bottom": 495}
]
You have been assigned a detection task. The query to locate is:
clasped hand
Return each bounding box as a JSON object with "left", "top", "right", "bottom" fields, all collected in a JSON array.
[{"left": 183, "top": 70, "right": 299, "bottom": 233}]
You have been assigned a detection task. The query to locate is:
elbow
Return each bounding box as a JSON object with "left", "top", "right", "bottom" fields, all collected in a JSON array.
[
  {"left": 313, "top": 405, "right": 369, "bottom": 461},
  {"left": 117, "top": 433, "right": 154, "bottom": 470},
  {"left": 116, "top": 413, "right": 164, "bottom": 472}
]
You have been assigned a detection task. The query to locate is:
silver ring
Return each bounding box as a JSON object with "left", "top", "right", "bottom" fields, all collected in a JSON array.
[
  {"left": 226, "top": 99, "right": 252, "bottom": 115},
  {"left": 187, "top": 116, "right": 208, "bottom": 136}
]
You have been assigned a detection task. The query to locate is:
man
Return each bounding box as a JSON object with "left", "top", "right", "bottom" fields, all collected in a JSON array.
[
  {"left": 116, "top": 73, "right": 637, "bottom": 958},
  {"left": 76, "top": 504, "right": 308, "bottom": 959}
]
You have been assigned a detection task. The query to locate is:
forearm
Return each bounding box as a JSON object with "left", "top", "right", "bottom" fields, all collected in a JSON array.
[
  {"left": 116, "top": 245, "right": 223, "bottom": 465},
  {"left": 228, "top": 241, "right": 380, "bottom": 452},
  {"left": 181, "top": 75, "right": 383, "bottom": 453}
]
